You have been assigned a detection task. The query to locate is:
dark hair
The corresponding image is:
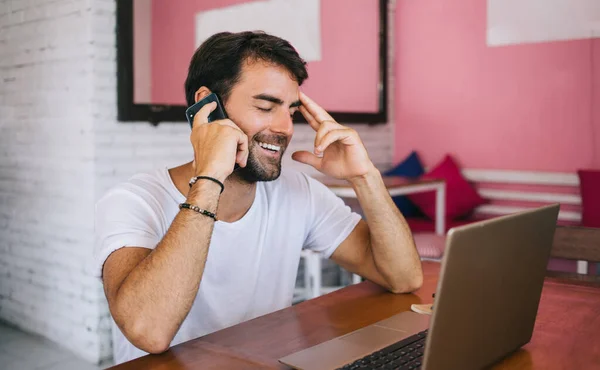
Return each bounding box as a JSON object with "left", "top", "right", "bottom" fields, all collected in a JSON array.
[{"left": 184, "top": 31, "right": 309, "bottom": 106}]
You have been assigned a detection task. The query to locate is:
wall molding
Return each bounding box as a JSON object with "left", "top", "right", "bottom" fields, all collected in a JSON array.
[{"left": 463, "top": 169, "right": 579, "bottom": 186}]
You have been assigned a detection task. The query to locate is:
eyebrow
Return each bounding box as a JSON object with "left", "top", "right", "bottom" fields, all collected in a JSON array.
[{"left": 253, "top": 94, "right": 301, "bottom": 108}]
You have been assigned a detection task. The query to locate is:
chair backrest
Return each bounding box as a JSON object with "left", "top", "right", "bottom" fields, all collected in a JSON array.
[
  {"left": 462, "top": 169, "right": 581, "bottom": 224},
  {"left": 548, "top": 226, "right": 600, "bottom": 284}
]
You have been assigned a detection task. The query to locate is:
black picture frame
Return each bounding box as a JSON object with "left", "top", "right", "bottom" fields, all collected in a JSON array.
[{"left": 116, "top": 0, "right": 388, "bottom": 125}]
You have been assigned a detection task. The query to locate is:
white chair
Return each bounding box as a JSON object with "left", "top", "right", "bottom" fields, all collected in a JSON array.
[{"left": 297, "top": 250, "right": 362, "bottom": 301}]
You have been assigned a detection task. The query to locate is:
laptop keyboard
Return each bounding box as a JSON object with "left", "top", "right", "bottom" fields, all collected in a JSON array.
[{"left": 336, "top": 329, "right": 428, "bottom": 370}]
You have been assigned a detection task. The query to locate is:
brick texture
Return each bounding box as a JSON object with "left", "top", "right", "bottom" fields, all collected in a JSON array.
[{"left": 0, "top": 0, "right": 110, "bottom": 363}]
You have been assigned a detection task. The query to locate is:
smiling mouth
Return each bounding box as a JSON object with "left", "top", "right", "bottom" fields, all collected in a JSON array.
[{"left": 257, "top": 141, "right": 282, "bottom": 153}]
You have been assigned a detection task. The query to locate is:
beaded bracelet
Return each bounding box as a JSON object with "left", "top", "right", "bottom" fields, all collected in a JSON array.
[
  {"left": 179, "top": 203, "right": 217, "bottom": 221},
  {"left": 189, "top": 176, "right": 224, "bottom": 194}
]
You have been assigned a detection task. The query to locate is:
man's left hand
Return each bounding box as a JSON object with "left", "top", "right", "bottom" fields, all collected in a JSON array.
[{"left": 291, "top": 92, "right": 375, "bottom": 181}]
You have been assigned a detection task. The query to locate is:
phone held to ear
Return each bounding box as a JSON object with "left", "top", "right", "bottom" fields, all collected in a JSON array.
[
  {"left": 185, "top": 93, "right": 228, "bottom": 129},
  {"left": 186, "top": 93, "right": 240, "bottom": 171}
]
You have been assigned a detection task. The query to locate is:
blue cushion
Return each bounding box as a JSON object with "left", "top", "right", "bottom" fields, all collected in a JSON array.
[{"left": 383, "top": 151, "right": 425, "bottom": 217}]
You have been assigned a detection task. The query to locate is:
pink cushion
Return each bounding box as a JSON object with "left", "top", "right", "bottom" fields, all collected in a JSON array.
[
  {"left": 408, "top": 155, "right": 485, "bottom": 220},
  {"left": 578, "top": 170, "right": 600, "bottom": 228},
  {"left": 406, "top": 217, "right": 475, "bottom": 233},
  {"left": 413, "top": 233, "right": 446, "bottom": 259}
]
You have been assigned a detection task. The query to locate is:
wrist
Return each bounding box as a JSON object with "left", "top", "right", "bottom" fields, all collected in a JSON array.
[
  {"left": 348, "top": 164, "right": 381, "bottom": 189},
  {"left": 186, "top": 180, "right": 221, "bottom": 204},
  {"left": 189, "top": 175, "right": 224, "bottom": 194},
  {"left": 193, "top": 165, "right": 229, "bottom": 183}
]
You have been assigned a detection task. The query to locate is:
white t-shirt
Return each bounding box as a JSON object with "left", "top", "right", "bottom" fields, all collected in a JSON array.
[{"left": 94, "top": 167, "right": 361, "bottom": 364}]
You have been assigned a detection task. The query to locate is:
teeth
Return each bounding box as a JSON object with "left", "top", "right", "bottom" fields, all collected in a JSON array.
[{"left": 258, "top": 141, "right": 281, "bottom": 152}]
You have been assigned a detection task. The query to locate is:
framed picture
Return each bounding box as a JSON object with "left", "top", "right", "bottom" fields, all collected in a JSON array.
[{"left": 117, "top": 0, "right": 388, "bottom": 125}]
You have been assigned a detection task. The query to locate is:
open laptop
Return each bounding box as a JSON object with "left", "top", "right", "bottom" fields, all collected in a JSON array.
[{"left": 279, "top": 204, "right": 560, "bottom": 370}]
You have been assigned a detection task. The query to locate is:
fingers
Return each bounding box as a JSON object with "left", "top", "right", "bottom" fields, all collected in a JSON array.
[
  {"left": 236, "top": 131, "right": 249, "bottom": 167},
  {"left": 192, "top": 101, "right": 217, "bottom": 127},
  {"left": 314, "top": 120, "right": 338, "bottom": 153},
  {"left": 317, "top": 129, "right": 354, "bottom": 153},
  {"left": 217, "top": 120, "right": 249, "bottom": 167},
  {"left": 298, "top": 92, "right": 343, "bottom": 153},
  {"left": 299, "top": 91, "right": 334, "bottom": 123},
  {"left": 291, "top": 151, "right": 322, "bottom": 170},
  {"left": 299, "top": 105, "right": 320, "bottom": 131},
  {"left": 217, "top": 119, "right": 243, "bottom": 133}
]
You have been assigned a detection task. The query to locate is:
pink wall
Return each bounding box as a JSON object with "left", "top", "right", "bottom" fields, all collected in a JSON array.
[
  {"left": 133, "top": 0, "right": 152, "bottom": 104},
  {"left": 301, "top": 0, "right": 379, "bottom": 112},
  {"left": 594, "top": 40, "right": 600, "bottom": 168},
  {"left": 150, "top": 0, "right": 379, "bottom": 112},
  {"left": 151, "top": 0, "right": 247, "bottom": 105},
  {"left": 394, "top": 0, "right": 600, "bottom": 172}
]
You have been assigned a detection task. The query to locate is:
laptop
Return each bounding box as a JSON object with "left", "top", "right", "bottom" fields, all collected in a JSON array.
[{"left": 279, "top": 204, "right": 560, "bottom": 370}]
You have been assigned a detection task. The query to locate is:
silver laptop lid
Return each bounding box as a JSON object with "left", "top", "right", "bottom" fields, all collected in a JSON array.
[{"left": 422, "top": 205, "right": 560, "bottom": 370}]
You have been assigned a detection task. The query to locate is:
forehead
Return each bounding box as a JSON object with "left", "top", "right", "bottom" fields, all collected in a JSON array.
[{"left": 234, "top": 59, "right": 300, "bottom": 98}]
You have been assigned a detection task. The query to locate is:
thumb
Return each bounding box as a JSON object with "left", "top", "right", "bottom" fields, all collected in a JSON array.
[{"left": 292, "top": 151, "right": 322, "bottom": 170}]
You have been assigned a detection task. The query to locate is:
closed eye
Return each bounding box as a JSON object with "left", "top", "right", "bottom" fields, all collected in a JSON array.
[{"left": 256, "top": 106, "right": 296, "bottom": 118}]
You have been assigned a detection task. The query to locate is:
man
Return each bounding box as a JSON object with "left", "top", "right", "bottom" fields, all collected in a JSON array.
[{"left": 95, "top": 31, "right": 422, "bottom": 364}]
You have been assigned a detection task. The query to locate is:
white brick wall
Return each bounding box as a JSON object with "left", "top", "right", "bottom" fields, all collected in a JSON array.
[
  {"left": 0, "top": 0, "right": 110, "bottom": 364},
  {"left": 1, "top": 0, "right": 395, "bottom": 364}
]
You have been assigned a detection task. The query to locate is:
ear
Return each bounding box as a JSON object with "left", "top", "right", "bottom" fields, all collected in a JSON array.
[{"left": 194, "top": 86, "right": 212, "bottom": 103}]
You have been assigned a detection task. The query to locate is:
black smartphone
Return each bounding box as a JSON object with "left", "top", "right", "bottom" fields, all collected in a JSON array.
[
  {"left": 186, "top": 92, "right": 240, "bottom": 171},
  {"left": 185, "top": 93, "right": 227, "bottom": 128}
]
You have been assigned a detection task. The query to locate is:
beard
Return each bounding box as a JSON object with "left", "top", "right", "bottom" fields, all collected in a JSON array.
[{"left": 235, "top": 133, "right": 288, "bottom": 183}]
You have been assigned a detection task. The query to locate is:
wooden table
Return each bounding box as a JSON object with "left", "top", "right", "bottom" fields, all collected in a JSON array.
[{"left": 110, "top": 262, "right": 600, "bottom": 369}]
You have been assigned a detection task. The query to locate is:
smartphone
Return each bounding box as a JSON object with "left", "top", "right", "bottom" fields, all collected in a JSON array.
[
  {"left": 186, "top": 92, "right": 240, "bottom": 171},
  {"left": 185, "top": 93, "right": 228, "bottom": 128}
]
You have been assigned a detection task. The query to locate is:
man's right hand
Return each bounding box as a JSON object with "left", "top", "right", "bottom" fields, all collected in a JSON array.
[{"left": 190, "top": 101, "right": 249, "bottom": 182}]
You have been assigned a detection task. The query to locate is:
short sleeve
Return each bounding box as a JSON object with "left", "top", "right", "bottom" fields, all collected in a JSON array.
[
  {"left": 302, "top": 175, "right": 362, "bottom": 258},
  {"left": 94, "top": 186, "right": 163, "bottom": 277}
]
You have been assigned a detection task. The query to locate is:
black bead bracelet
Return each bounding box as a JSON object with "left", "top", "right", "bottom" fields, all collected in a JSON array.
[
  {"left": 189, "top": 176, "right": 224, "bottom": 194},
  {"left": 179, "top": 203, "right": 217, "bottom": 221}
]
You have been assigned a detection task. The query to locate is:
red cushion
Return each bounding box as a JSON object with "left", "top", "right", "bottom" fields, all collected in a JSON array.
[
  {"left": 408, "top": 155, "right": 485, "bottom": 220},
  {"left": 578, "top": 169, "right": 600, "bottom": 227}
]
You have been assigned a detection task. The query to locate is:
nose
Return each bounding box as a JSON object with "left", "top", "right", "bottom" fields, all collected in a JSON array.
[{"left": 270, "top": 110, "right": 294, "bottom": 137}]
